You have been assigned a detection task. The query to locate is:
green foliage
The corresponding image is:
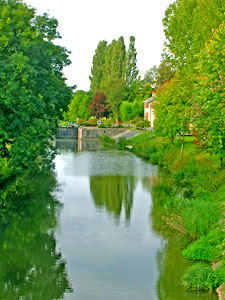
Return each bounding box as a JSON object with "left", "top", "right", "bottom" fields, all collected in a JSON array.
[
  {"left": 125, "top": 36, "right": 138, "bottom": 86},
  {"left": 99, "top": 135, "right": 116, "bottom": 145},
  {"left": 89, "top": 40, "right": 107, "bottom": 93},
  {"left": 154, "top": 72, "right": 192, "bottom": 139},
  {"left": 144, "top": 62, "right": 175, "bottom": 88},
  {"left": 0, "top": 158, "right": 11, "bottom": 182},
  {"left": 181, "top": 263, "right": 220, "bottom": 291},
  {"left": 66, "top": 90, "right": 93, "bottom": 121},
  {"left": 193, "top": 22, "right": 225, "bottom": 165},
  {"left": 163, "top": 0, "right": 225, "bottom": 69},
  {"left": 119, "top": 100, "right": 143, "bottom": 122},
  {"left": 183, "top": 229, "right": 225, "bottom": 262},
  {"left": 102, "top": 77, "right": 125, "bottom": 123},
  {"left": 180, "top": 197, "right": 221, "bottom": 238},
  {"left": 0, "top": 0, "right": 72, "bottom": 173},
  {"left": 144, "top": 65, "right": 158, "bottom": 87},
  {"left": 125, "top": 78, "right": 152, "bottom": 102}
]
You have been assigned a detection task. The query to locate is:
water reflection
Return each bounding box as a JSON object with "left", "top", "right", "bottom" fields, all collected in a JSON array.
[
  {"left": 90, "top": 176, "right": 137, "bottom": 220},
  {"left": 0, "top": 171, "right": 72, "bottom": 300},
  {"left": 55, "top": 138, "right": 102, "bottom": 152}
]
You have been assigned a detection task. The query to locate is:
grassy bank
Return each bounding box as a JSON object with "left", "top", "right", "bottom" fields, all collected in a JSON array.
[{"left": 121, "top": 131, "right": 225, "bottom": 292}]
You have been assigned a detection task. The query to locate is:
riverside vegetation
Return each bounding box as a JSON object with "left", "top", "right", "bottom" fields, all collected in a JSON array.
[{"left": 103, "top": 131, "right": 225, "bottom": 293}]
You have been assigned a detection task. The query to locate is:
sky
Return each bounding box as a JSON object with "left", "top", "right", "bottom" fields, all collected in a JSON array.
[{"left": 23, "top": 0, "right": 174, "bottom": 91}]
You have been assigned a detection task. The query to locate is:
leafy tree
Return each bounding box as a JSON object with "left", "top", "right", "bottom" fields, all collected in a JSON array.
[
  {"left": 144, "top": 63, "right": 174, "bottom": 88},
  {"left": 89, "top": 40, "right": 107, "bottom": 93},
  {"left": 154, "top": 72, "right": 192, "bottom": 156},
  {"left": 0, "top": 0, "right": 72, "bottom": 172},
  {"left": 89, "top": 91, "right": 110, "bottom": 118},
  {"left": 193, "top": 22, "right": 225, "bottom": 166},
  {"left": 125, "top": 36, "right": 138, "bottom": 86},
  {"left": 103, "top": 78, "right": 125, "bottom": 123},
  {"left": 126, "top": 78, "right": 152, "bottom": 102},
  {"left": 65, "top": 90, "right": 93, "bottom": 121},
  {"left": 119, "top": 101, "right": 143, "bottom": 123},
  {"left": 144, "top": 65, "right": 158, "bottom": 88},
  {"left": 155, "top": 61, "right": 175, "bottom": 87},
  {"left": 101, "top": 37, "right": 126, "bottom": 89},
  {"left": 163, "top": 0, "right": 225, "bottom": 70}
]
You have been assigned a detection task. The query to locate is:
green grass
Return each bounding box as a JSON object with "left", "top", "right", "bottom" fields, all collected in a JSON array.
[
  {"left": 183, "top": 229, "right": 225, "bottom": 262},
  {"left": 127, "top": 131, "right": 225, "bottom": 291},
  {"left": 181, "top": 263, "right": 220, "bottom": 291}
]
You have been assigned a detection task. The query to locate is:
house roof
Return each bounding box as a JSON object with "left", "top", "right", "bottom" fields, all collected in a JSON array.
[{"left": 143, "top": 95, "right": 156, "bottom": 103}]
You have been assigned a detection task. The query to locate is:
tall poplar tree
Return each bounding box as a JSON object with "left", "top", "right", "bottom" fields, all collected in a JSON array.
[
  {"left": 100, "top": 37, "right": 126, "bottom": 122},
  {"left": 125, "top": 36, "right": 138, "bottom": 86},
  {"left": 89, "top": 40, "right": 107, "bottom": 93}
]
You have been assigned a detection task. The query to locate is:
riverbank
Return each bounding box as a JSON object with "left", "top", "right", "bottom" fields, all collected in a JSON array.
[{"left": 112, "top": 132, "right": 225, "bottom": 296}]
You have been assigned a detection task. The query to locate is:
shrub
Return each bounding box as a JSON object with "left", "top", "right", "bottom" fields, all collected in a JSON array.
[
  {"left": 181, "top": 263, "right": 219, "bottom": 291},
  {"left": 99, "top": 135, "right": 116, "bottom": 146},
  {"left": 183, "top": 229, "right": 225, "bottom": 261},
  {"left": 117, "top": 138, "right": 128, "bottom": 150},
  {"left": 181, "top": 197, "right": 221, "bottom": 238}
]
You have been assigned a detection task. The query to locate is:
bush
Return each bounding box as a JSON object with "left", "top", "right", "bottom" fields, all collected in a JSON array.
[
  {"left": 99, "top": 135, "right": 116, "bottom": 146},
  {"left": 82, "top": 119, "right": 97, "bottom": 126},
  {"left": 117, "top": 138, "right": 128, "bottom": 150},
  {"left": 183, "top": 229, "right": 225, "bottom": 261},
  {"left": 180, "top": 197, "right": 221, "bottom": 238},
  {"left": 181, "top": 263, "right": 219, "bottom": 291}
]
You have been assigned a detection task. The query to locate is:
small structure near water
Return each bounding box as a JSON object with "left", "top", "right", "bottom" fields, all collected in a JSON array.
[{"left": 143, "top": 91, "right": 156, "bottom": 128}]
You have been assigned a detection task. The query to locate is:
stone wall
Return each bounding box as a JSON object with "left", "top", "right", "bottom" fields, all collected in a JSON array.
[
  {"left": 80, "top": 127, "right": 127, "bottom": 139},
  {"left": 56, "top": 127, "right": 78, "bottom": 139}
]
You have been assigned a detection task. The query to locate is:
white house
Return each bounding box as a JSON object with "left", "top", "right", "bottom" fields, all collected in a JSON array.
[{"left": 143, "top": 92, "right": 156, "bottom": 128}]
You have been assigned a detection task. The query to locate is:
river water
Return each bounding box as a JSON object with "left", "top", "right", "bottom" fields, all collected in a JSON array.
[
  {"left": 53, "top": 139, "right": 217, "bottom": 300},
  {"left": 0, "top": 139, "right": 217, "bottom": 299}
]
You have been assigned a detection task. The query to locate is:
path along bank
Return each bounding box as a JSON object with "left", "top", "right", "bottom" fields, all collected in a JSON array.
[{"left": 108, "top": 131, "right": 225, "bottom": 297}]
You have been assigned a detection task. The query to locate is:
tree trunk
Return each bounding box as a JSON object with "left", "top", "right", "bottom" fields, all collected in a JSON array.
[
  {"left": 220, "top": 157, "right": 223, "bottom": 168},
  {"left": 115, "top": 110, "right": 119, "bottom": 124},
  {"left": 180, "top": 134, "right": 185, "bottom": 158}
]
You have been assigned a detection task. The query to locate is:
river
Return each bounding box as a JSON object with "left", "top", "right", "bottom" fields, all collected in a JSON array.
[
  {"left": 53, "top": 139, "right": 217, "bottom": 300},
  {"left": 0, "top": 139, "right": 217, "bottom": 300}
]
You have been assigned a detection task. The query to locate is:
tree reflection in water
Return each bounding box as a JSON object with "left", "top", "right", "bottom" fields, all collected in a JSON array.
[
  {"left": 90, "top": 176, "right": 137, "bottom": 220},
  {"left": 0, "top": 170, "right": 72, "bottom": 300}
]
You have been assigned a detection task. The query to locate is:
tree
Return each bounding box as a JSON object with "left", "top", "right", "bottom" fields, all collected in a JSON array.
[
  {"left": 154, "top": 72, "right": 192, "bottom": 156},
  {"left": 89, "top": 40, "right": 107, "bottom": 93},
  {"left": 193, "top": 22, "right": 225, "bottom": 166},
  {"left": 0, "top": 0, "right": 72, "bottom": 172},
  {"left": 103, "top": 78, "right": 125, "bottom": 123},
  {"left": 125, "top": 36, "right": 138, "bottom": 86},
  {"left": 163, "top": 0, "right": 225, "bottom": 70},
  {"left": 65, "top": 90, "right": 93, "bottom": 121},
  {"left": 101, "top": 37, "right": 126, "bottom": 90},
  {"left": 144, "top": 65, "right": 158, "bottom": 88},
  {"left": 155, "top": 62, "right": 175, "bottom": 87},
  {"left": 89, "top": 92, "right": 110, "bottom": 118}
]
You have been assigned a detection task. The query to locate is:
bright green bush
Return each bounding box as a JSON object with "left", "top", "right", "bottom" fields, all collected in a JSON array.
[
  {"left": 99, "top": 135, "right": 116, "bottom": 146},
  {"left": 183, "top": 229, "right": 225, "bottom": 261},
  {"left": 181, "top": 263, "right": 219, "bottom": 291},
  {"left": 180, "top": 197, "right": 221, "bottom": 238}
]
